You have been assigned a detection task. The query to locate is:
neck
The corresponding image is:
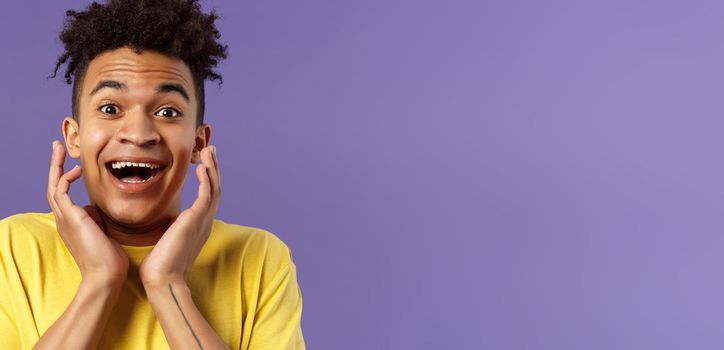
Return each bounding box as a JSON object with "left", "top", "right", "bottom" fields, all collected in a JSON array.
[{"left": 99, "top": 212, "right": 172, "bottom": 246}]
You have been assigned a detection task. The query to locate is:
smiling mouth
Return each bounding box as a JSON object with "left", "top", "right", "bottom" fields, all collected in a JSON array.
[{"left": 105, "top": 161, "right": 166, "bottom": 183}]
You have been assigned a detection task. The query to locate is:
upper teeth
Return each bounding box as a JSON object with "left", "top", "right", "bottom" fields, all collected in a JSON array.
[{"left": 110, "top": 161, "right": 161, "bottom": 169}]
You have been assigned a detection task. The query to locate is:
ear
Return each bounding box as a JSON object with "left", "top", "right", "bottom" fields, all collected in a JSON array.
[
  {"left": 191, "top": 123, "right": 212, "bottom": 163},
  {"left": 62, "top": 116, "right": 81, "bottom": 159}
]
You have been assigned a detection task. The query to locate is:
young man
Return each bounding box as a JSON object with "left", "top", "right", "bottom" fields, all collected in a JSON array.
[{"left": 0, "top": 1, "right": 305, "bottom": 349}]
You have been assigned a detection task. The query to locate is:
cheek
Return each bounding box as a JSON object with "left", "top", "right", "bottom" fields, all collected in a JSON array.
[
  {"left": 167, "top": 145, "right": 195, "bottom": 188},
  {"left": 176, "top": 145, "right": 195, "bottom": 171},
  {"left": 165, "top": 130, "right": 198, "bottom": 162},
  {"left": 79, "top": 128, "right": 111, "bottom": 165}
]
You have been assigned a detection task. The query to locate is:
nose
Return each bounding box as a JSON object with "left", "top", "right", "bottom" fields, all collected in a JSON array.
[{"left": 115, "top": 109, "right": 161, "bottom": 146}]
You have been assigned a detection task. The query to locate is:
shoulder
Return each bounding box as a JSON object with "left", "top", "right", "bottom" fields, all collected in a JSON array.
[
  {"left": 207, "top": 219, "right": 295, "bottom": 269},
  {"left": 0, "top": 212, "right": 55, "bottom": 227},
  {"left": 0, "top": 212, "right": 57, "bottom": 241},
  {"left": 0, "top": 212, "right": 60, "bottom": 259}
]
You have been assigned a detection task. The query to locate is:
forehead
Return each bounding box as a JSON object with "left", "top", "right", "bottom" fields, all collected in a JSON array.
[{"left": 82, "top": 47, "right": 194, "bottom": 95}]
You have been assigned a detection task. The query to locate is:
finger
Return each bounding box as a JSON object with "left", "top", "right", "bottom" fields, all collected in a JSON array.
[
  {"left": 203, "top": 146, "right": 221, "bottom": 199},
  {"left": 47, "top": 142, "right": 66, "bottom": 215},
  {"left": 47, "top": 196, "right": 62, "bottom": 221},
  {"left": 211, "top": 145, "right": 221, "bottom": 194},
  {"left": 54, "top": 165, "right": 82, "bottom": 210},
  {"left": 47, "top": 194, "right": 61, "bottom": 218},
  {"left": 191, "top": 163, "right": 211, "bottom": 211},
  {"left": 47, "top": 141, "right": 66, "bottom": 206},
  {"left": 202, "top": 147, "right": 220, "bottom": 212}
]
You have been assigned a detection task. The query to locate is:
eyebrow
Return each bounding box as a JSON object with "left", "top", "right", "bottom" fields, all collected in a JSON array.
[
  {"left": 89, "top": 80, "right": 190, "bottom": 102},
  {"left": 157, "top": 83, "right": 190, "bottom": 102},
  {"left": 89, "top": 80, "right": 126, "bottom": 96}
]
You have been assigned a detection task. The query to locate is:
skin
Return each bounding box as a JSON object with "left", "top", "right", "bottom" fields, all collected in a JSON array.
[
  {"left": 65, "top": 47, "right": 207, "bottom": 246},
  {"left": 35, "top": 47, "right": 228, "bottom": 349}
]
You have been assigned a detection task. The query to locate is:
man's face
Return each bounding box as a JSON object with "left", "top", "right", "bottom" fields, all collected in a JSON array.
[{"left": 63, "top": 47, "right": 210, "bottom": 228}]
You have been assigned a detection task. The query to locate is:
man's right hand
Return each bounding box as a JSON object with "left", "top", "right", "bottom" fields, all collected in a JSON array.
[
  {"left": 47, "top": 140, "right": 129, "bottom": 286},
  {"left": 34, "top": 141, "right": 128, "bottom": 349}
]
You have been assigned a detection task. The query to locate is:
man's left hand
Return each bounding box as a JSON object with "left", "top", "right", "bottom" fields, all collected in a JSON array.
[{"left": 139, "top": 145, "right": 221, "bottom": 287}]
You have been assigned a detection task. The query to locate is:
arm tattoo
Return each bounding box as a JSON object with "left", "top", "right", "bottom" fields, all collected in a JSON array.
[{"left": 169, "top": 284, "right": 204, "bottom": 350}]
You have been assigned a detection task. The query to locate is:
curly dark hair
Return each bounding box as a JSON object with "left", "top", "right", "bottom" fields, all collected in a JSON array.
[{"left": 52, "top": 0, "right": 228, "bottom": 125}]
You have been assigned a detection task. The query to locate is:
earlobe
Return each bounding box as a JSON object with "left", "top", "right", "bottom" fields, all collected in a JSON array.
[{"left": 62, "top": 116, "right": 81, "bottom": 159}]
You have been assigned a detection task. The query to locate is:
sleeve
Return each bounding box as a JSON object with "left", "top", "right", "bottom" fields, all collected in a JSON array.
[
  {"left": 0, "top": 219, "right": 23, "bottom": 349},
  {"left": 0, "top": 271, "right": 21, "bottom": 350},
  {"left": 247, "top": 241, "right": 305, "bottom": 350}
]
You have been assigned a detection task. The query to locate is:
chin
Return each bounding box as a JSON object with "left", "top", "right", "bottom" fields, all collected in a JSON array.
[{"left": 102, "top": 201, "right": 168, "bottom": 228}]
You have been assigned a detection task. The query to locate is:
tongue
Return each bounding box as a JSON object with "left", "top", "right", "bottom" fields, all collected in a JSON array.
[{"left": 121, "top": 175, "right": 147, "bottom": 182}]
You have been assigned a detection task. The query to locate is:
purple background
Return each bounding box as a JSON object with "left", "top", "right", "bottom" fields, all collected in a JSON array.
[{"left": 2, "top": 1, "right": 724, "bottom": 349}]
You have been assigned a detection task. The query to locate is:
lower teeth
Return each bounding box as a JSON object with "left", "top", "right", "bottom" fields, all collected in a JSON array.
[{"left": 121, "top": 176, "right": 154, "bottom": 184}]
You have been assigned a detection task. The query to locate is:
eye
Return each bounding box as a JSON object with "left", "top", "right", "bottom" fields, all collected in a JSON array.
[
  {"left": 156, "top": 107, "right": 181, "bottom": 118},
  {"left": 99, "top": 104, "right": 119, "bottom": 114}
]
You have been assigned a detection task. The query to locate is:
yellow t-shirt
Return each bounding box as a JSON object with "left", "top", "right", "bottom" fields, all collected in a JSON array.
[{"left": 0, "top": 212, "right": 305, "bottom": 349}]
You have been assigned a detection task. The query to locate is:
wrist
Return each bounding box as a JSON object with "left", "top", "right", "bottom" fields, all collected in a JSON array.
[
  {"left": 80, "top": 276, "right": 126, "bottom": 293},
  {"left": 143, "top": 277, "right": 190, "bottom": 305},
  {"left": 141, "top": 273, "right": 187, "bottom": 291},
  {"left": 77, "top": 278, "right": 124, "bottom": 303},
  {"left": 81, "top": 271, "right": 127, "bottom": 290}
]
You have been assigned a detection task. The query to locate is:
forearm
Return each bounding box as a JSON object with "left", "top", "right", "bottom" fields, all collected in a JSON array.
[
  {"left": 145, "top": 279, "right": 228, "bottom": 350},
  {"left": 33, "top": 280, "right": 122, "bottom": 350}
]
